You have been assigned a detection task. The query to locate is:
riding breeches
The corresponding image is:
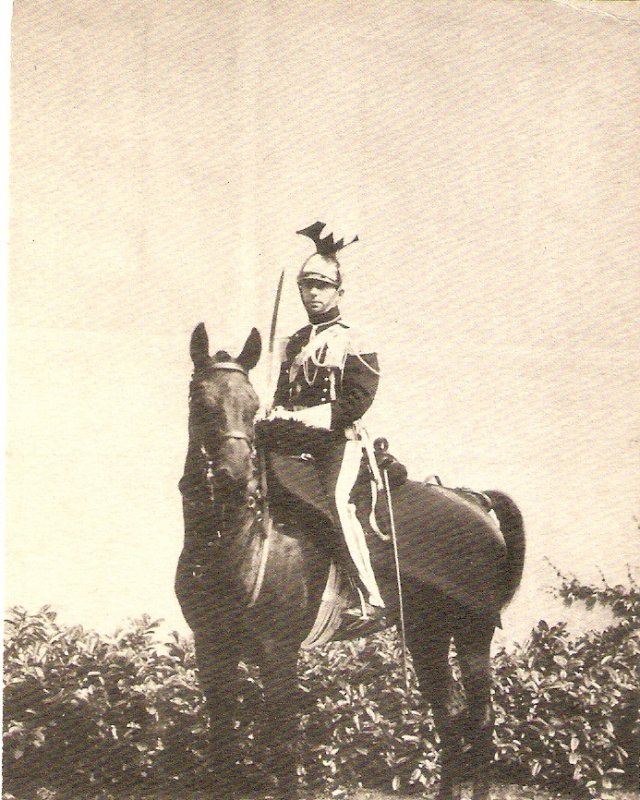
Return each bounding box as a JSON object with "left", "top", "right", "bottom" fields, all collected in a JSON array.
[{"left": 315, "top": 439, "right": 385, "bottom": 608}]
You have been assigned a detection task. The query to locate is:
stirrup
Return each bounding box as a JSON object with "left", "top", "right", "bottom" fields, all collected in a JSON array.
[
  {"left": 342, "top": 604, "right": 387, "bottom": 635},
  {"left": 343, "top": 587, "right": 386, "bottom": 630}
]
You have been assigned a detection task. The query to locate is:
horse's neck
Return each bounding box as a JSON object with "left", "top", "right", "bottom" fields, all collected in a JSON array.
[{"left": 224, "top": 503, "right": 260, "bottom": 560}]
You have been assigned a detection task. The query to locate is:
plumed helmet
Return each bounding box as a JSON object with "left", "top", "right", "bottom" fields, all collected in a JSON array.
[
  {"left": 297, "top": 253, "right": 341, "bottom": 286},
  {"left": 295, "top": 221, "right": 358, "bottom": 287}
]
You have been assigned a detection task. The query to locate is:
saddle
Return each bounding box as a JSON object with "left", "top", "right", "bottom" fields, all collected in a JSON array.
[{"left": 424, "top": 474, "right": 495, "bottom": 514}]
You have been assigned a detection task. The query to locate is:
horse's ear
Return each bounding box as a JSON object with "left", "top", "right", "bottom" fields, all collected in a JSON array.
[
  {"left": 190, "top": 323, "right": 210, "bottom": 367},
  {"left": 237, "top": 327, "right": 262, "bottom": 372}
]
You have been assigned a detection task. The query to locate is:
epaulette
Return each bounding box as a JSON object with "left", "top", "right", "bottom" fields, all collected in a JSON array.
[{"left": 288, "top": 326, "right": 311, "bottom": 346}]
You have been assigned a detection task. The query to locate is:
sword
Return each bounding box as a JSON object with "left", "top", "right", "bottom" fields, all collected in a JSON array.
[
  {"left": 265, "top": 268, "right": 285, "bottom": 412},
  {"left": 376, "top": 438, "right": 411, "bottom": 692},
  {"left": 258, "top": 267, "right": 286, "bottom": 521}
]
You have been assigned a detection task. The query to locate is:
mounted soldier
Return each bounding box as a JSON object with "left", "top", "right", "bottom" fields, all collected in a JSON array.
[
  {"left": 177, "top": 293, "right": 526, "bottom": 799},
  {"left": 267, "top": 221, "right": 386, "bottom": 632}
]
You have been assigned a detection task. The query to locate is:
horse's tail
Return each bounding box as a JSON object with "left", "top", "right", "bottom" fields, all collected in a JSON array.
[{"left": 483, "top": 490, "right": 526, "bottom": 608}]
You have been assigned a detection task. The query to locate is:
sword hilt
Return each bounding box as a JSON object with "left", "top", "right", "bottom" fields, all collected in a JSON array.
[{"left": 374, "top": 437, "right": 389, "bottom": 452}]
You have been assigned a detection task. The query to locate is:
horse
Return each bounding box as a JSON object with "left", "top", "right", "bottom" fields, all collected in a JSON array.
[{"left": 175, "top": 323, "right": 526, "bottom": 800}]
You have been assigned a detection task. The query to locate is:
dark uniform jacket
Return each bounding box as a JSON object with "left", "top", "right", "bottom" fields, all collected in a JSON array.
[{"left": 273, "top": 306, "right": 380, "bottom": 433}]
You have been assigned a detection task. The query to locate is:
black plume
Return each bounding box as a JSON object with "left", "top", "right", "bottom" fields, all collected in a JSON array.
[{"left": 296, "top": 221, "right": 358, "bottom": 257}]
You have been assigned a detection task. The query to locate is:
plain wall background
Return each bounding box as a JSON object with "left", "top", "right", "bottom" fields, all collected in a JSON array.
[{"left": 7, "top": 0, "right": 639, "bottom": 646}]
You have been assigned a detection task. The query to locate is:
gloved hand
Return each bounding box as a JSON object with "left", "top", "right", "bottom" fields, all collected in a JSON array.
[
  {"left": 267, "top": 404, "right": 331, "bottom": 430},
  {"left": 376, "top": 452, "right": 397, "bottom": 470},
  {"left": 288, "top": 404, "right": 332, "bottom": 429}
]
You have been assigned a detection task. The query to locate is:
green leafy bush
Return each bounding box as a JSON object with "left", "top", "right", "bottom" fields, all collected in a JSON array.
[
  {"left": 2, "top": 609, "right": 438, "bottom": 798},
  {"left": 3, "top": 608, "right": 209, "bottom": 795},
  {"left": 492, "top": 620, "right": 638, "bottom": 795},
  {"left": 492, "top": 566, "right": 639, "bottom": 797},
  {"left": 297, "top": 637, "right": 439, "bottom": 794},
  {"left": 4, "top": 569, "right": 638, "bottom": 799}
]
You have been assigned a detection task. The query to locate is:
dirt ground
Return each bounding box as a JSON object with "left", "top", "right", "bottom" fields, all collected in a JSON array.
[
  {"left": 309, "top": 790, "right": 639, "bottom": 800},
  {"left": 137, "top": 786, "right": 639, "bottom": 800},
  {"left": 31, "top": 779, "right": 635, "bottom": 800}
]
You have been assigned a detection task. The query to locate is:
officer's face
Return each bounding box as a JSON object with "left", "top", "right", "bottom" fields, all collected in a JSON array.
[{"left": 298, "top": 279, "right": 341, "bottom": 317}]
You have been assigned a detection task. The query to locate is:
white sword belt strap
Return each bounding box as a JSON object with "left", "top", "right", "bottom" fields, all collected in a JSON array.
[{"left": 352, "top": 421, "right": 388, "bottom": 541}]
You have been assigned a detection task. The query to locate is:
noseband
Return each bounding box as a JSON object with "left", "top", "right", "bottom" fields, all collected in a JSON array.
[{"left": 215, "top": 431, "right": 253, "bottom": 446}]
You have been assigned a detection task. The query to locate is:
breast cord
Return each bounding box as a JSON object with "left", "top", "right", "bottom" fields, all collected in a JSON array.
[{"left": 298, "top": 323, "right": 349, "bottom": 386}]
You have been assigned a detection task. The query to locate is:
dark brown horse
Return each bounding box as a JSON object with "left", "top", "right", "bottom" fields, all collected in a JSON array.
[{"left": 175, "top": 324, "right": 526, "bottom": 800}]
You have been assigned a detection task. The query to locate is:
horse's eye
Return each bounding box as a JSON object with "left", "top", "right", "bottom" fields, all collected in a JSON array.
[{"left": 190, "top": 391, "right": 217, "bottom": 417}]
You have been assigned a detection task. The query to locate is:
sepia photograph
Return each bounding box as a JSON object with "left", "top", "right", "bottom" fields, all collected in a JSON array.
[{"left": 5, "top": 2, "right": 639, "bottom": 799}]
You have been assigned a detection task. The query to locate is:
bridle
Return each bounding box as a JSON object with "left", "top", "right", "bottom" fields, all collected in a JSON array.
[
  {"left": 187, "top": 360, "right": 259, "bottom": 516},
  {"left": 183, "top": 355, "right": 269, "bottom": 600},
  {"left": 199, "top": 360, "right": 254, "bottom": 448}
]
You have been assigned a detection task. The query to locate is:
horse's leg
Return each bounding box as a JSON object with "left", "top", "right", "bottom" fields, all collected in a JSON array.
[
  {"left": 453, "top": 616, "right": 496, "bottom": 800},
  {"left": 259, "top": 641, "right": 301, "bottom": 799},
  {"left": 404, "top": 591, "right": 463, "bottom": 800},
  {"left": 191, "top": 627, "right": 243, "bottom": 799}
]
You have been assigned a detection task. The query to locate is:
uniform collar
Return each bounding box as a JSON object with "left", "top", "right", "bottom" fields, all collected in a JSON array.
[{"left": 307, "top": 306, "right": 341, "bottom": 327}]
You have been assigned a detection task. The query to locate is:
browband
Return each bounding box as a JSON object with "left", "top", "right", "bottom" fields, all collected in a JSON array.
[{"left": 211, "top": 362, "right": 247, "bottom": 375}]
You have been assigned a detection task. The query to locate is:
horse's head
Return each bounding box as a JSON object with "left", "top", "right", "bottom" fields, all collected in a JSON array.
[{"left": 188, "top": 323, "right": 262, "bottom": 498}]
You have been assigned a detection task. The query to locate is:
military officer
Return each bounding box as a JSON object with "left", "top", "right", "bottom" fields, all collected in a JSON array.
[{"left": 270, "top": 222, "right": 385, "bottom": 630}]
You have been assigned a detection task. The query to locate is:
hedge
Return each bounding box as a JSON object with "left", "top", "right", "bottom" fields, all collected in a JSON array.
[{"left": 3, "top": 572, "right": 638, "bottom": 799}]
